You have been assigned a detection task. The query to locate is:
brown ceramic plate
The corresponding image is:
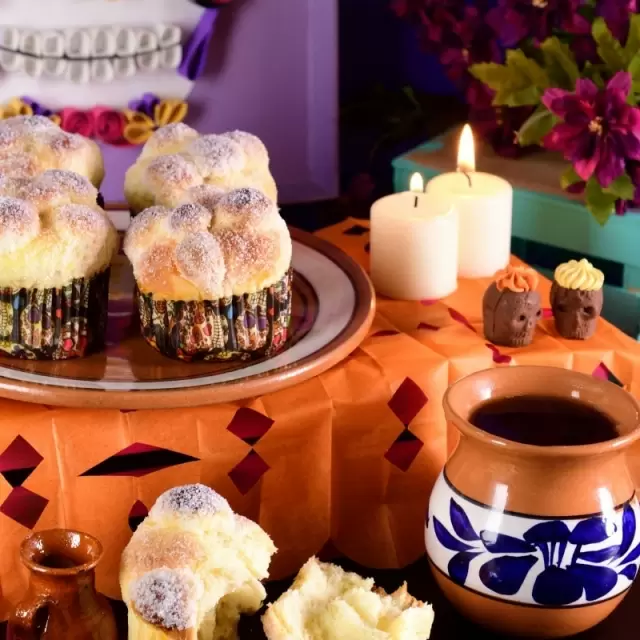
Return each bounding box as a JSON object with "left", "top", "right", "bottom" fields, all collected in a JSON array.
[{"left": 0, "top": 228, "right": 375, "bottom": 409}]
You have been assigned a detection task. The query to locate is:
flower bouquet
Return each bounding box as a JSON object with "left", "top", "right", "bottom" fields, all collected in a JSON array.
[{"left": 394, "top": 1, "right": 640, "bottom": 225}]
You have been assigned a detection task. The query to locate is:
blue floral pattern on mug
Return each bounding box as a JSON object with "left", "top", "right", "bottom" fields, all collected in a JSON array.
[{"left": 425, "top": 473, "right": 640, "bottom": 607}]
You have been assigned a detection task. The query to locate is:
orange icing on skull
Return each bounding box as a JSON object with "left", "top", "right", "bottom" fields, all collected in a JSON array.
[{"left": 494, "top": 265, "right": 539, "bottom": 293}]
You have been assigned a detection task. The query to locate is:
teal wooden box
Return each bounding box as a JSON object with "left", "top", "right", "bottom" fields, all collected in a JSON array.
[{"left": 392, "top": 133, "right": 640, "bottom": 338}]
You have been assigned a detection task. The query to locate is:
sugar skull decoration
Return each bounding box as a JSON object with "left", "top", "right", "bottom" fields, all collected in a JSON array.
[
  {"left": 0, "top": 0, "right": 232, "bottom": 144},
  {"left": 550, "top": 258, "right": 604, "bottom": 340},
  {"left": 483, "top": 265, "right": 541, "bottom": 347}
]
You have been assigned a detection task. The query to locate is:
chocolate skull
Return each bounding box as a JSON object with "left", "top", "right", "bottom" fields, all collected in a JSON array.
[
  {"left": 483, "top": 283, "right": 541, "bottom": 347},
  {"left": 550, "top": 283, "right": 603, "bottom": 340}
]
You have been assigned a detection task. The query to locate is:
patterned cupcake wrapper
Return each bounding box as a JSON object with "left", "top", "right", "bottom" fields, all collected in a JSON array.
[
  {"left": 0, "top": 269, "right": 110, "bottom": 360},
  {"left": 138, "top": 269, "right": 293, "bottom": 362}
]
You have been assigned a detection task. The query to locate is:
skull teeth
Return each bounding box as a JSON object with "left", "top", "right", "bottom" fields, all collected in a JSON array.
[{"left": 0, "top": 24, "right": 183, "bottom": 83}]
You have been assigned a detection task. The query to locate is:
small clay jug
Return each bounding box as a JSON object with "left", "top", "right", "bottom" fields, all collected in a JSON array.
[
  {"left": 426, "top": 366, "right": 640, "bottom": 638},
  {"left": 8, "top": 529, "right": 117, "bottom": 640}
]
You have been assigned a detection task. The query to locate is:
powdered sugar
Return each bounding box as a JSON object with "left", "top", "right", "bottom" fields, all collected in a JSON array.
[
  {"left": 216, "top": 187, "right": 274, "bottom": 228},
  {"left": 150, "top": 123, "right": 198, "bottom": 146},
  {"left": 182, "top": 184, "right": 225, "bottom": 211},
  {"left": 21, "top": 170, "right": 96, "bottom": 202},
  {"left": 146, "top": 154, "right": 202, "bottom": 188},
  {"left": 175, "top": 232, "right": 226, "bottom": 296},
  {"left": 222, "top": 130, "right": 269, "bottom": 165},
  {"left": 130, "top": 568, "right": 202, "bottom": 631},
  {"left": 187, "top": 135, "right": 245, "bottom": 178},
  {"left": 53, "top": 204, "right": 109, "bottom": 235},
  {"left": 170, "top": 203, "right": 212, "bottom": 233},
  {"left": 0, "top": 196, "right": 40, "bottom": 253},
  {"left": 150, "top": 484, "right": 231, "bottom": 519},
  {"left": 1, "top": 115, "right": 57, "bottom": 134},
  {"left": 124, "top": 529, "right": 205, "bottom": 573}
]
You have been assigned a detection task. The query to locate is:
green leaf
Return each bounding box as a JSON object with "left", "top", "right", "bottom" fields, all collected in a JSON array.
[
  {"left": 583, "top": 61, "right": 606, "bottom": 88},
  {"left": 471, "top": 50, "right": 549, "bottom": 107},
  {"left": 469, "top": 62, "right": 513, "bottom": 91},
  {"left": 585, "top": 177, "right": 617, "bottom": 225},
  {"left": 625, "top": 14, "right": 640, "bottom": 61},
  {"left": 517, "top": 106, "right": 557, "bottom": 146},
  {"left": 560, "top": 166, "right": 583, "bottom": 190},
  {"left": 603, "top": 173, "right": 635, "bottom": 200},
  {"left": 507, "top": 49, "right": 549, "bottom": 89},
  {"left": 540, "top": 37, "right": 580, "bottom": 89},
  {"left": 592, "top": 17, "right": 627, "bottom": 71}
]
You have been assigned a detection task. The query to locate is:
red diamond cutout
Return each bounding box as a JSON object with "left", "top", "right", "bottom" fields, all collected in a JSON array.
[
  {"left": 448, "top": 307, "right": 477, "bottom": 333},
  {"left": 0, "top": 436, "right": 43, "bottom": 488},
  {"left": 418, "top": 322, "right": 440, "bottom": 331},
  {"left": 385, "top": 430, "right": 424, "bottom": 472},
  {"left": 227, "top": 408, "right": 273, "bottom": 446},
  {"left": 128, "top": 500, "right": 149, "bottom": 532},
  {"left": 388, "top": 378, "right": 428, "bottom": 426},
  {"left": 542, "top": 307, "right": 553, "bottom": 319},
  {"left": 1, "top": 486, "right": 48, "bottom": 529},
  {"left": 593, "top": 362, "right": 623, "bottom": 387},
  {"left": 80, "top": 443, "right": 199, "bottom": 478},
  {"left": 228, "top": 450, "right": 270, "bottom": 495},
  {"left": 344, "top": 224, "right": 369, "bottom": 236},
  {"left": 486, "top": 343, "right": 512, "bottom": 364}
]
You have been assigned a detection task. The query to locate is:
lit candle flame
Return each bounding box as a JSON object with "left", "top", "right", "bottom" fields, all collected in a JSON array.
[
  {"left": 457, "top": 124, "right": 475, "bottom": 173},
  {"left": 409, "top": 173, "right": 424, "bottom": 193}
]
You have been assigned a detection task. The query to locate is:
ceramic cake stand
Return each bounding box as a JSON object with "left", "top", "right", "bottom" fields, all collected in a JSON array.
[{"left": 0, "top": 229, "right": 375, "bottom": 410}]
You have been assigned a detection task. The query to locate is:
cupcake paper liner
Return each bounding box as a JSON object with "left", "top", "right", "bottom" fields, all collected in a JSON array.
[
  {"left": 138, "top": 269, "right": 293, "bottom": 361},
  {"left": 0, "top": 269, "right": 110, "bottom": 360}
]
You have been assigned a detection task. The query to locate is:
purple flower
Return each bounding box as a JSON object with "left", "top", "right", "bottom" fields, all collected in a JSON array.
[
  {"left": 20, "top": 96, "right": 53, "bottom": 117},
  {"left": 487, "top": 0, "right": 590, "bottom": 47},
  {"left": 597, "top": 0, "right": 637, "bottom": 41},
  {"left": 128, "top": 92, "right": 160, "bottom": 118},
  {"left": 439, "top": 7, "right": 502, "bottom": 84},
  {"left": 542, "top": 72, "right": 640, "bottom": 187}
]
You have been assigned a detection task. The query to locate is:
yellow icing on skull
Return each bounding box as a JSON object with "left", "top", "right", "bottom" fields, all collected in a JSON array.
[{"left": 554, "top": 258, "right": 604, "bottom": 291}]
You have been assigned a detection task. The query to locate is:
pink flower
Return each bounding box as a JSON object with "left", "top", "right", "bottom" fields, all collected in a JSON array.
[
  {"left": 542, "top": 72, "right": 640, "bottom": 187},
  {"left": 58, "top": 108, "right": 95, "bottom": 138},
  {"left": 92, "top": 107, "right": 126, "bottom": 145}
]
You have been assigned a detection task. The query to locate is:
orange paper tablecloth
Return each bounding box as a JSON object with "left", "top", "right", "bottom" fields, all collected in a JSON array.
[{"left": 1, "top": 217, "right": 640, "bottom": 618}]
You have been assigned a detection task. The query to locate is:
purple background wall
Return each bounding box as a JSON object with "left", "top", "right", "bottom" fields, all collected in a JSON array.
[{"left": 102, "top": 0, "right": 338, "bottom": 206}]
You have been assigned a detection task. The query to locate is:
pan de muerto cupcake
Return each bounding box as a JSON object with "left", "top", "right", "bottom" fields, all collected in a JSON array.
[
  {"left": 0, "top": 169, "right": 117, "bottom": 358},
  {"left": 120, "top": 484, "right": 276, "bottom": 640},
  {"left": 0, "top": 115, "right": 104, "bottom": 188},
  {"left": 123, "top": 186, "right": 292, "bottom": 361},
  {"left": 124, "top": 123, "right": 277, "bottom": 214}
]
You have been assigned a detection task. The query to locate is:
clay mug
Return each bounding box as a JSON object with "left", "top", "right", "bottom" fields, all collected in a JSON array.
[
  {"left": 8, "top": 529, "right": 117, "bottom": 639},
  {"left": 426, "top": 366, "right": 640, "bottom": 638}
]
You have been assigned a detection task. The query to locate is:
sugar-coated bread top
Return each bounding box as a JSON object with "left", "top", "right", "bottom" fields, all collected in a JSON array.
[
  {"left": 124, "top": 124, "right": 277, "bottom": 213},
  {"left": 0, "top": 116, "right": 104, "bottom": 187},
  {"left": 0, "top": 170, "right": 117, "bottom": 289},
  {"left": 120, "top": 484, "right": 276, "bottom": 638},
  {"left": 262, "top": 557, "right": 435, "bottom": 640},
  {"left": 123, "top": 187, "right": 291, "bottom": 300}
]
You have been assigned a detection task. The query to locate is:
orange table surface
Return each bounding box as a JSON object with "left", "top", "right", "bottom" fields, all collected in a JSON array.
[{"left": 1, "top": 217, "right": 640, "bottom": 618}]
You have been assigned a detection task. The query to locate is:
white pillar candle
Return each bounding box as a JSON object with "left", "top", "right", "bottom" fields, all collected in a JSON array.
[
  {"left": 370, "top": 180, "right": 458, "bottom": 300},
  {"left": 425, "top": 125, "right": 513, "bottom": 278}
]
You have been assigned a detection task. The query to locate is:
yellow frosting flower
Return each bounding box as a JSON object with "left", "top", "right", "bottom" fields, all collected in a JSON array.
[
  {"left": 1, "top": 97, "right": 33, "bottom": 119},
  {"left": 123, "top": 99, "right": 189, "bottom": 145},
  {"left": 554, "top": 258, "right": 604, "bottom": 291}
]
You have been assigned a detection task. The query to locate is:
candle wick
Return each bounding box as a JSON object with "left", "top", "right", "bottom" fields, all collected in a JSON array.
[
  {"left": 414, "top": 195, "right": 418, "bottom": 207},
  {"left": 460, "top": 169, "right": 472, "bottom": 188}
]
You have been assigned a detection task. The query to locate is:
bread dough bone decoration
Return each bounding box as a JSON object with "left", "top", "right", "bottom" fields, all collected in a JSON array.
[{"left": 0, "top": 0, "right": 233, "bottom": 107}]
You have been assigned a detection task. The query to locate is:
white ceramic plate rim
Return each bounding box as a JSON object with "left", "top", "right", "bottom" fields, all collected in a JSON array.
[{"left": 0, "top": 239, "right": 356, "bottom": 391}]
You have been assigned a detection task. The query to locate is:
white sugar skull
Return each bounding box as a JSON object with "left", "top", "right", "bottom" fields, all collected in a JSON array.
[{"left": 0, "top": 0, "right": 207, "bottom": 108}]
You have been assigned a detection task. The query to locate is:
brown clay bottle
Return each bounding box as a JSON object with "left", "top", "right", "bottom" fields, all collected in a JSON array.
[{"left": 8, "top": 529, "right": 117, "bottom": 640}]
